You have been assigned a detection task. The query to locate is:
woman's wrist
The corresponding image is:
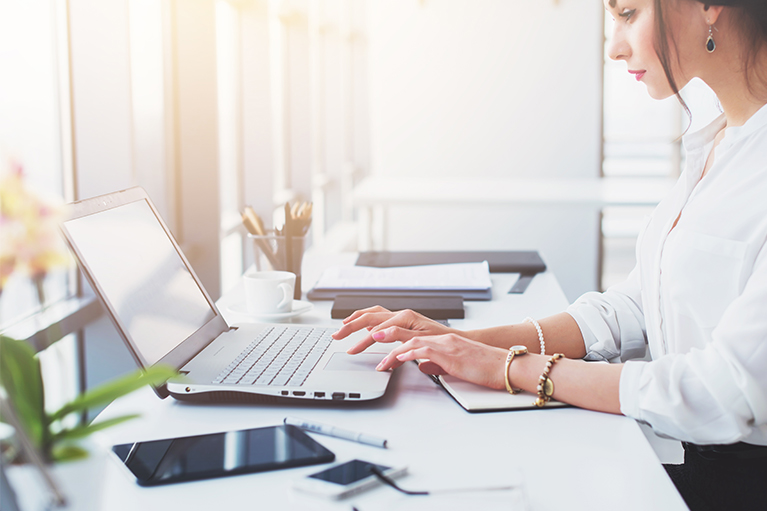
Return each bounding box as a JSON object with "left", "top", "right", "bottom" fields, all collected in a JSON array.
[
  {"left": 505, "top": 351, "right": 552, "bottom": 396},
  {"left": 465, "top": 323, "right": 538, "bottom": 350}
]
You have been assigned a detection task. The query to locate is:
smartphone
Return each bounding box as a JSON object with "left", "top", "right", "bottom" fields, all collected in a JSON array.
[
  {"left": 112, "top": 424, "right": 335, "bottom": 486},
  {"left": 293, "top": 459, "right": 407, "bottom": 499}
]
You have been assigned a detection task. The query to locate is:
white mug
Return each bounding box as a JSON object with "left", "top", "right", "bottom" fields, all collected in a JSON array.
[{"left": 243, "top": 270, "right": 295, "bottom": 315}]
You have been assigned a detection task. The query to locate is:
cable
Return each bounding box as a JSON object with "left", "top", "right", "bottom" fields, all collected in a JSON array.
[
  {"left": 369, "top": 466, "right": 516, "bottom": 496},
  {"left": 369, "top": 466, "right": 429, "bottom": 495}
]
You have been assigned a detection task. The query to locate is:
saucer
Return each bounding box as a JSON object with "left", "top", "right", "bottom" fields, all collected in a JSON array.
[{"left": 227, "top": 300, "right": 313, "bottom": 321}]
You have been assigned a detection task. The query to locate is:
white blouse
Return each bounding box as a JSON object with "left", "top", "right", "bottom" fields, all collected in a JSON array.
[{"left": 567, "top": 103, "right": 767, "bottom": 445}]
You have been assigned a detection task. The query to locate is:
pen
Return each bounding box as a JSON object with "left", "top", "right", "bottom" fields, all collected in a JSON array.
[{"left": 284, "top": 417, "right": 388, "bottom": 449}]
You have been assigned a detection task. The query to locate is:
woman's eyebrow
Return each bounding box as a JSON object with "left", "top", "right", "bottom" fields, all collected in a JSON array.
[{"left": 609, "top": 0, "right": 617, "bottom": 7}]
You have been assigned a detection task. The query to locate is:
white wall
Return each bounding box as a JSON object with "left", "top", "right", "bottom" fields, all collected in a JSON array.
[{"left": 366, "top": 0, "right": 604, "bottom": 301}]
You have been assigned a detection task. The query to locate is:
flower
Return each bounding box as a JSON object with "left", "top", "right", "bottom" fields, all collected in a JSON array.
[{"left": 0, "top": 160, "right": 69, "bottom": 296}]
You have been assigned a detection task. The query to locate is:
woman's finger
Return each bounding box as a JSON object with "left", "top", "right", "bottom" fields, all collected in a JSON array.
[
  {"left": 346, "top": 325, "right": 421, "bottom": 354},
  {"left": 417, "top": 360, "right": 447, "bottom": 375},
  {"left": 342, "top": 306, "right": 390, "bottom": 324},
  {"left": 333, "top": 311, "right": 395, "bottom": 340},
  {"left": 376, "top": 336, "right": 431, "bottom": 370}
]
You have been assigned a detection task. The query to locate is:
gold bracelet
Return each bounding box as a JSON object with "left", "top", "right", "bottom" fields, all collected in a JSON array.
[
  {"left": 504, "top": 345, "right": 528, "bottom": 395},
  {"left": 534, "top": 353, "right": 564, "bottom": 407}
]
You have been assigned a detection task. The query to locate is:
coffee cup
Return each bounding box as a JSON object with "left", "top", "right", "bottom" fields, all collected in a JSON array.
[{"left": 243, "top": 270, "right": 295, "bottom": 315}]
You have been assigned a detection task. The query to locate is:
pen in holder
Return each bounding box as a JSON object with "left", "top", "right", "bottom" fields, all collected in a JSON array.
[{"left": 248, "top": 230, "right": 306, "bottom": 300}]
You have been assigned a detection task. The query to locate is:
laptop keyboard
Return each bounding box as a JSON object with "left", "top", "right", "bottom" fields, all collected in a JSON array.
[{"left": 213, "top": 326, "right": 335, "bottom": 387}]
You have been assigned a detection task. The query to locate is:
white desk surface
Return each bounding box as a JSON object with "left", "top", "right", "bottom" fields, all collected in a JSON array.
[{"left": 95, "top": 254, "right": 686, "bottom": 510}]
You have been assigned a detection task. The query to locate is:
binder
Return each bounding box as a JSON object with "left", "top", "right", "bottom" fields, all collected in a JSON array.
[{"left": 331, "top": 294, "right": 465, "bottom": 320}]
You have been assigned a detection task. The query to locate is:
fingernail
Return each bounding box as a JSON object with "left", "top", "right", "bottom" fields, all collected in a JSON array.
[
  {"left": 396, "top": 354, "right": 406, "bottom": 361},
  {"left": 372, "top": 331, "right": 385, "bottom": 341},
  {"left": 376, "top": 362, "right": 384, "bottom": 371}
]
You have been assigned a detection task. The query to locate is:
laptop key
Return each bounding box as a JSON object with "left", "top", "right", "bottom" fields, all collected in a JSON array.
[{"left": 213, "top": 327, "right": 337, "bottom": 387}]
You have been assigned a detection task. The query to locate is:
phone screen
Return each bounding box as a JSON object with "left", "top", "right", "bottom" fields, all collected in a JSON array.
[
  {"left": 309, "top": 459, "right": 390, "bottom": 486},
  {"left": 113, "top": 425, "right": 335, "bottom": 486}
]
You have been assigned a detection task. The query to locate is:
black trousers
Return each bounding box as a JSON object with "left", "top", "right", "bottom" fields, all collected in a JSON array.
[{"left": 664, "top": 443, "right": 767, "bottom": 511}]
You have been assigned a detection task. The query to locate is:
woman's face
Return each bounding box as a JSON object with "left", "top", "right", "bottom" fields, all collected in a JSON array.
[{"left": 604, "top": 0, "right": 707, "bottom": 99}]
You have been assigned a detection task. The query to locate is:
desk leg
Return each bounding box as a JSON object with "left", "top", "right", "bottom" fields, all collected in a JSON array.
[
  {"left": 379, "top": 204, "right": 388, "bottom": 251},
  {"left": 359, "top": 206, "right": 373, "bottom": 251}
]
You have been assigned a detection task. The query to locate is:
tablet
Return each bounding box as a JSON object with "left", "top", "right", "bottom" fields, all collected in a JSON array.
[{"left": 112, "top": 424, "right": 335, "bottom": 486}]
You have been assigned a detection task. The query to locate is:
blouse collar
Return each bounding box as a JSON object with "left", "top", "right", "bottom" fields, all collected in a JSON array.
[
  {"left": 683, "top": 102, "right": 767, "bottom": 153},
  {"left": 719, "top": 102, "right": 767, "bottom": 150}
]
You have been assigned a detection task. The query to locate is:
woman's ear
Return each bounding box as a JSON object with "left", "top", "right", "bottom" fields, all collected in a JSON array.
[{"left": 702, "top": 4, "right": 724, "bottom": 25}]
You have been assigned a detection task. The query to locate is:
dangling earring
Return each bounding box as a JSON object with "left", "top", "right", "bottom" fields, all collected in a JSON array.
[{"left": 706, "top": 24, "right": 716, "bottom": 53}]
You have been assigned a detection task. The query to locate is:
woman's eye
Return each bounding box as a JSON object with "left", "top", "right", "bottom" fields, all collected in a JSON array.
[{"left": 618, "top": 8, "right": 636, "bottom": 21}]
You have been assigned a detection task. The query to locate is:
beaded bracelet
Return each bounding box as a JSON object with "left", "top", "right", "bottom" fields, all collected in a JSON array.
[
  {"left": 534, "top": 353, "right": 564, "bottom": 407},
  {"left": 524, "top": 317, "right": 546, "bottom": 355}
]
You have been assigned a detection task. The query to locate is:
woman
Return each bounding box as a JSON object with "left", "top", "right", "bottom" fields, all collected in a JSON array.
[{"left": 333, "top": 1, "right": 767, "bottom": 509}]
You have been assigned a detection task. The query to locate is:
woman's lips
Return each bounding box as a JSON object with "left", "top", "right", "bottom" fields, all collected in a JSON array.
[{"left": 629, "top": 70, "right": 646, "bottom": 81}]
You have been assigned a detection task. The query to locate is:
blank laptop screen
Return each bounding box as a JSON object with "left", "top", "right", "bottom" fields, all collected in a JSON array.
[{"left": 63, "top": 199, "right": 215, "bottom": 365}]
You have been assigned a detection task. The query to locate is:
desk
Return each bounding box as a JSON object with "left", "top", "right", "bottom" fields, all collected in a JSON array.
[{"left": 93, "top": 254, "right": 686, "bottom": 510}]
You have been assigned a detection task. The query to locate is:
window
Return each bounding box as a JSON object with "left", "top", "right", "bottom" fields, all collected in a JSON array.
[
  {"left": 0, "top": 0, "right": 74, "bottom": 326},
  {"left": 215, "top": 0, "right": 370, "bottom": 295}
]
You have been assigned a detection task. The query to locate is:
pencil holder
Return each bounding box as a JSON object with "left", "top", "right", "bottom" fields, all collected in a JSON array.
[{"left": 249, "top": 231, "right": 306, "bottom": 299}]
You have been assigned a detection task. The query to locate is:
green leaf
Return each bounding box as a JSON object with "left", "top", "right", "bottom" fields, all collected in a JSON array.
[
  {"left": 52, "top": 414, "right": 140, "bottom": 442},
  {"left": 51, "top": 443, "right": 90, "bottom": 463},
  {"left": 49, "top": 365, "right": 176, "bottom": 422},
  {"left": 0, "top": 336, "right": 45, "bottom": 448}
]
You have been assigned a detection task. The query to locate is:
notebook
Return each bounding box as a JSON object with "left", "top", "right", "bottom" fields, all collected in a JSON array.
[
  {"left": 60, "top": 187, "right": 394, "bottom": 404},
  {"left": 428, "top": 374, "right": 568, "bottom": 413}
]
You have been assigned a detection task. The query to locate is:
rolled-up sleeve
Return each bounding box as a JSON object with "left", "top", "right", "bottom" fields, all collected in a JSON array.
[
  {"left": 566, "top": 266, "right": 647, "bottom": 363},
  {"left": 619, "top": 246, "right": 767, "bottom": 444}
]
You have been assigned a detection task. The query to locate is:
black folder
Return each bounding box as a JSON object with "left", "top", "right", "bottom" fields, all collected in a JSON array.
[
  {"left": 331, "top": 294, "right": 465, "bottom": 320},
  {"left": 355, "top": 250, "right": 546, "bottom": 274}
]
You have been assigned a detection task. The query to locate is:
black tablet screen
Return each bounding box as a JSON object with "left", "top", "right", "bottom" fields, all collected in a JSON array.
[{"left": 112, "top": 425, "right": 334, "bottom": 486}]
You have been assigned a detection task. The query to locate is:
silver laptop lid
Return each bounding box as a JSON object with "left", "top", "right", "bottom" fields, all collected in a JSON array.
[{"left": 60, "top": 187, "right": 228, "bottom": 372}]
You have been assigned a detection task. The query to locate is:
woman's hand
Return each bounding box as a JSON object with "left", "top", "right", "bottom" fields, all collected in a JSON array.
[
  {"left": 377, "top": 332, "right": 508, "bottom": 390},
  {"left": 332, "top": 306, "right": 457, "bottom": 355}
]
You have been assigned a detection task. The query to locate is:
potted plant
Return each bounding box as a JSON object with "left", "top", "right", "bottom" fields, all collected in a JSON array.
[{"left": 0, "top": 162, "right": 175, "bottom": 510}]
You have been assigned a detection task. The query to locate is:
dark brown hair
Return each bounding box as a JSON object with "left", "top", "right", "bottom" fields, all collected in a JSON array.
[{"left": 654, "top": 0, "right": 767, "bottom": 119}]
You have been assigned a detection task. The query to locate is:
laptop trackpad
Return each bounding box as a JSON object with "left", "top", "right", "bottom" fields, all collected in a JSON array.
[{"left": 324, "top": 352, "right": 386, "bottom": 371}]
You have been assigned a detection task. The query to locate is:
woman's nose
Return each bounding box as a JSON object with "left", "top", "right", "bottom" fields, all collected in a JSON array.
[{"left": 606, "top": 26, "right": 630, "bottom": 62}]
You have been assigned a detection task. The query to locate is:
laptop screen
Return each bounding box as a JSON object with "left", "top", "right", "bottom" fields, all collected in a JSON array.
[{"left": 63, "top": 198, "right": 215, "bottom": 365}]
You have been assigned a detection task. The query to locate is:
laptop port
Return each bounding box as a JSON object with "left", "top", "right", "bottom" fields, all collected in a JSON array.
[
  {"left": 332, "top": 392, "right": 345, "bottom": 400},
  {"left": 293, "top": 391, "right": 306, "bottom": 396},
  {"left": 281, "top": 390, "right": 289, "bottom": 396},
  {"left": 349, "top": 393, "right": 360, "bottom": 399},
  {"left": 314, "top": 392, "right": 325, "bottom": 398}
]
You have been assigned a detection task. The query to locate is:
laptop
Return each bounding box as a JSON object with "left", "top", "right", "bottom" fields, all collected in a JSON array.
[{"left": 60, "top": 187, "right": 394, "bottom": 404}]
